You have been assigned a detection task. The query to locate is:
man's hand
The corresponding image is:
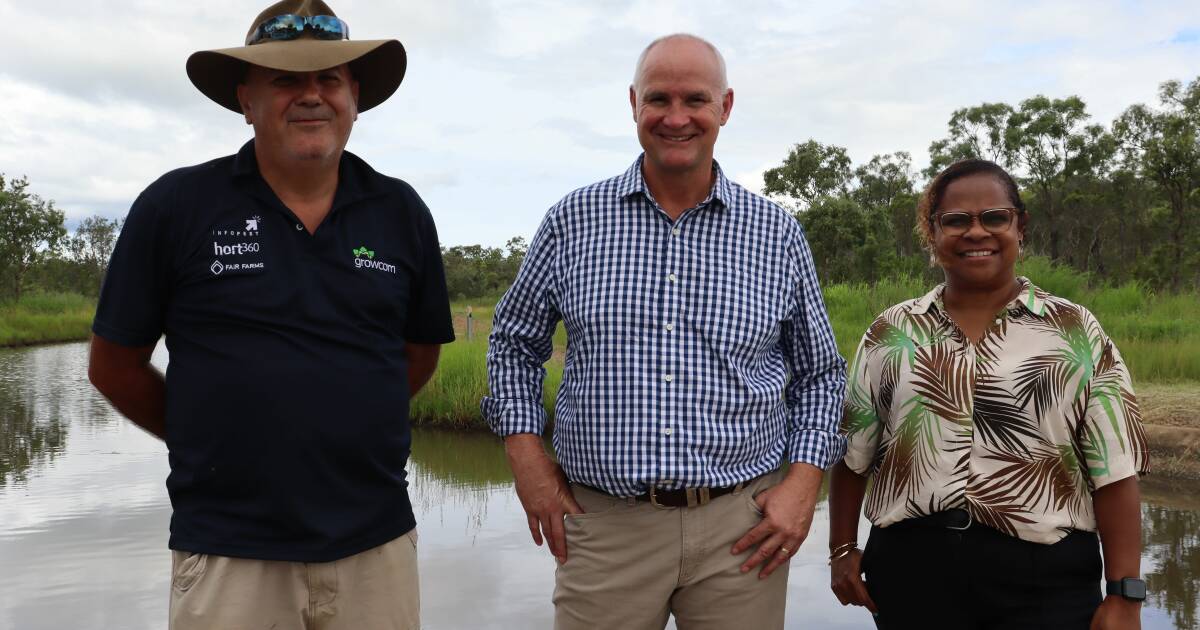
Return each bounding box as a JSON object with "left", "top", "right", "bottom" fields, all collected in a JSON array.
[
  {"left": 730, "top": 463, "right": 822, "bottom": 579},
  {"left": 1090, "top": 596, "right": 1141, "bottom": 630},
  {"left": 829, "top": 549, "right": 877, "bottom": 613},
  {"left": 505, "top": 433, "right": 582, "bottom": 563}
]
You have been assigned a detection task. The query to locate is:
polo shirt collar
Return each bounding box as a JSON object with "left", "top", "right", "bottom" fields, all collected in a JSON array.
[
  {"left": 616, "top": 154, "right": 733, "bottom": 212},
  {"left": 230, "top": 140, "right": 386, "bottom": 215},
  {"left": 909, "top": 276, "right": 1048, "bottom": 318}
]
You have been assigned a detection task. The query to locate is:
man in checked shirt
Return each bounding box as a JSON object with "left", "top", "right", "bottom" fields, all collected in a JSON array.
[{"left": 483, "top": 33, "right": 847, "bottom": 630}]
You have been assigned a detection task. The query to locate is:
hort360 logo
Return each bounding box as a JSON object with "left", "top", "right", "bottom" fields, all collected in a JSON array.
[{"left": 353, "top": 246, "right": 396, "bottom": 274}]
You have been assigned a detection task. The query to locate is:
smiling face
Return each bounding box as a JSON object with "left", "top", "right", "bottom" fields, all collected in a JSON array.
[
  {"left": 932, "top": 173, "right": 1025, "bottom": 291},
  {"left": 630, "top": 37, "right": 733, "bottom": 181},
  {"left": 237, "top": 64, "right": 359, "bottom": 169}
]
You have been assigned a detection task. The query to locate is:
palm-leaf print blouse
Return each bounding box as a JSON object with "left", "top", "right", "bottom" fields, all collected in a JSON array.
[{"left": 842, "top": 278, "right": 1149, "bottom": 544}]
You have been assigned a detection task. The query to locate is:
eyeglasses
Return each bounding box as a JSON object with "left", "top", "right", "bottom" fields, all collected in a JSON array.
[
  {"left": 248, "top": 14, "right": 350, "bottom": 45},
  {"left": 933, "top": 207, "right": 1020, "bottom": 236}
]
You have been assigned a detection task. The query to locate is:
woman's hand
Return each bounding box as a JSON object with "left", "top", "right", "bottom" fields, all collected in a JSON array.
[
  {"left": 829, "top": 548, "right": 877, "bottom": 613},
  {"left": 1090, "top": 595, "right": 1140, "bottom": 630}
]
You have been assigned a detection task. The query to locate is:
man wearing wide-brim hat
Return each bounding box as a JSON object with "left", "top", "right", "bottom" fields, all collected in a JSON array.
[{"left": 88, "top": 1, "right": 454, "bottom": 628}]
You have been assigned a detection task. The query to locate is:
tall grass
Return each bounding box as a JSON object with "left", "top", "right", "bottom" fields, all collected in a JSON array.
[
  {"left": 411, "top": 302, "right": 563, "bottom": 428},
  {"left": 415, "top": 260, "right": 1200, "bottom": 427},
  {"left": 0, "top": 293, "right": 95, "bottom": 346}
]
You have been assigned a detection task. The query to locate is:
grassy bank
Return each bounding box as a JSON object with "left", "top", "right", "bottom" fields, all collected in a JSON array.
[
  {"left": 0, "top": 293, "right": 95, "bottom": 347},
  {"left": 414, "top": 261, "right": 1200, "bottom": 431}
]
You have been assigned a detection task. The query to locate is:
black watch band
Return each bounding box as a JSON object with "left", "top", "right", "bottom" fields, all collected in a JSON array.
[{"left": 1106, "top": 577, "right": 1147, "bottom": 602}]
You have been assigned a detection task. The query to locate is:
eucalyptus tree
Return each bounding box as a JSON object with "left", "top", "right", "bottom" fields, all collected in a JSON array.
[
  {"left": 0, "top": 175, "right": 67, "bottom": 302},
  {"left": 762, "top": 139, "right": 853, "bottom": 209},
  {"left": 852, "top": 152, "right": 919, "bottom": 258},
  {"left": 925, "top": 103, "right": 1016, "bottom": 178},
  {"left": 1114, "top": 77, "right": 1200, "bottom": 290},
  {"left": 64, "top": 216, "right": 122, "bottom": 295},
  {"left": 1005, "top": 95, "right": 1115, "bottom": 263}
]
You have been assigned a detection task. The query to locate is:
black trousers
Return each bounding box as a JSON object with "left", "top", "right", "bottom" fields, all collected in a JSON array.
[{"left": 862, "top": 520, "right": 1103, "bottom": 630}]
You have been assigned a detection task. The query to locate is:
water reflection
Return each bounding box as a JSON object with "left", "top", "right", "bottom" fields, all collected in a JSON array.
[
  {"left": 0, "top": 348, "right": 68, "bottom": 488},
  {"left": 408, "top": 428, "right": 514, "bottom": 544},
  {"left": 1143, "top": 481, "right": 1200, "bottom": 630},
  {"left": 0, "top": 342, "right": 1196, "bottom": 629}
]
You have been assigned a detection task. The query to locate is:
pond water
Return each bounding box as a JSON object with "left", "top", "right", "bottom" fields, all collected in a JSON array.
[{"left": 0, "top": 342, "right": 1196, "bottom": 629}]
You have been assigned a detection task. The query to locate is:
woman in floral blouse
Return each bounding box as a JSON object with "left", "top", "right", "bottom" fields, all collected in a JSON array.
[{"left": 827, "top": 159, "right": 1149, "bottom": 630}]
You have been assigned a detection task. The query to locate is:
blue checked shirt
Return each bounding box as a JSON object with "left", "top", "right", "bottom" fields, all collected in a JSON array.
[{"left": 482, "top": 156, "right": 847, "bottom": 497}]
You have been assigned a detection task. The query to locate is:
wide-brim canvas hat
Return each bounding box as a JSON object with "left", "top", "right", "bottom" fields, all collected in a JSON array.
[{"left": 186, "top": 0, "right": 406, "bottom": 113}]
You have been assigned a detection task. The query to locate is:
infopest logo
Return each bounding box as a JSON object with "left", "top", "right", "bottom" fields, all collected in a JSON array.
[{"left": 353, "top": 246, "right": 396, "bottom": 273}]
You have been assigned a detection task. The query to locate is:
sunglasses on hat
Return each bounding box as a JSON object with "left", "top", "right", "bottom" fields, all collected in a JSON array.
[{"left": 248, "top": 14, "right": 350, "bottom": 45}]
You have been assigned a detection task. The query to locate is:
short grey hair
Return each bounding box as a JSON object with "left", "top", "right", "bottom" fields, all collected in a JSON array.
[{"left": 632, "top": 33, "right": 728, "bottom": 93}]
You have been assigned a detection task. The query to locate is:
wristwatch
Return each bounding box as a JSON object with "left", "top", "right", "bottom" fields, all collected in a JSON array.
[{"left": 1106, "top": 577, "right": 1147, "bottom": 602}]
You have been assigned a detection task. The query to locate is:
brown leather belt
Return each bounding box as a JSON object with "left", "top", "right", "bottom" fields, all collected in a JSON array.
[{"left": 577, "top": 480, "right": 748, "bottom": 508}]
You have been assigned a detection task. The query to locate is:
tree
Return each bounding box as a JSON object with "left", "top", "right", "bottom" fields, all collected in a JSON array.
[
  {"left": 0, "top": 175, "right": 66, "bottom": 302},
  {"left": 1006, "top": 95, "right": 1113, "bottom": 262},
  {"left": 925, "top": 103, "right": 1016, "bottom": 178},
  {"left": 763, "top": 140, "right": 852, "bottom": 208},
  {"left": 853, "top": 152, "right": 919, "bottom": 258},
  {"left": 1114, "top": 77, "right": 1200, "bottom": 290},
  {"left": 793, "top": 196, "right": 875, "bottom": 283},
  {"left": 65, "top": 215, "right": 121, "bottom": 295}
]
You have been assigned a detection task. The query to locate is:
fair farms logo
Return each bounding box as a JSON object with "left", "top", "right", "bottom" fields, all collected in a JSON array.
[{"left": 353, "top": 246, "right": 396, "bottom": 274}]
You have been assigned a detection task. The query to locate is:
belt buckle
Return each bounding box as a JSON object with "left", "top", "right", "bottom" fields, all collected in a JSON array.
[
  {"left": 946, "top": 509, "right": 973, "bottom": 531},
  {"left": 649, "top": 485, "right": 666, "bottom": 508}
]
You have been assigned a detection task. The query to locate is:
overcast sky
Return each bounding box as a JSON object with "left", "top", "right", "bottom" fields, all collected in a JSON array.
[{"left": 1, "top": 0, "right": 1197, "bottom": 247}]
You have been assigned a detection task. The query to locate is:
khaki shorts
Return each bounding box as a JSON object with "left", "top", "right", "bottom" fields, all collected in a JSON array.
[{"left": 169, "top": 529, "right": 419, "bottom": 630}]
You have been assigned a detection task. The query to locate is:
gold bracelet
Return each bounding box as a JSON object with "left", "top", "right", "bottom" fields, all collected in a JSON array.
[
  {"left": 827, "top": 542, "right": 858, "bottom": 564},
  {"left": 828, "top": 541, "right": 857, "bottom": 556}
]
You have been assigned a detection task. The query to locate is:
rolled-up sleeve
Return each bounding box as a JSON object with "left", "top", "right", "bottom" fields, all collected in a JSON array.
[
  {"left": 1081, "top": 324, "right": 1150, "bottom": 488},
  {"left": 780, "top": 230, "right": 847, "bottom": 469},
  {"left": 841, "top": 329, "right": 883, "bottom": 475},
  {"left": 481, "top": 213, "right": 561, "bottom": 437}
]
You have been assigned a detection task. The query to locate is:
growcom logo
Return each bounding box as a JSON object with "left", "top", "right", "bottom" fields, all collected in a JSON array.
[{"left": 353, "top": 246, "right": 396, "bottom": 274}]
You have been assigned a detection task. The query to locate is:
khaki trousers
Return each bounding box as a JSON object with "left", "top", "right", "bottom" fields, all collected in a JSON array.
[
  {"left": 554, "top": 471, "right": 789, "bottom": 630},
  {"left": 169, "top": 529, "right": 419, "bottom": 630}
]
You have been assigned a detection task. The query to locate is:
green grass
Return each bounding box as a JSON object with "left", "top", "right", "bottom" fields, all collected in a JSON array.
[
  {"left": 411, "top": 301, "right": 563, "bottom": 429},
  {"left": 413, "top": 262, "right": 1200, "bottom": 428},
  {"left": 0, "top": 293, "right": 96, "bottom": 346}
]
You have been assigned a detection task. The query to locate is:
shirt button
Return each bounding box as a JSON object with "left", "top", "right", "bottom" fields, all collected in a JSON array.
[
  {"left": 295, "top": 223, "right": 304, "bottom": 231},
  {"left": 664, "top": 374, "right": 673, "bottom": 383},
  {"left": 665, "top": 323, "right": 674, "bottom": 332},
  {"left": 994, "top": 318, "right": 1003, "bottom": 325},
  {"left": 671, "top": 227, "right": 681, "bottom": 236},
  {"left": 664, "top": 428, "right": 673, "bottom": 436},
  {"left": 668, "top": 273, "right": 677, "bottom": 283}
]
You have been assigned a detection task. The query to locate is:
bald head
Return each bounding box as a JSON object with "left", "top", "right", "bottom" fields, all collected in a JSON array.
[{"left": 632, "top": 34, "right": 728, "bottom": 93}]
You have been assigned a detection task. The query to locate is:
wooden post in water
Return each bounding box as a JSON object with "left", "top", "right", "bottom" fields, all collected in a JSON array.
[{"left": 466, "top": 305, "right": 474, "bottom": 341}]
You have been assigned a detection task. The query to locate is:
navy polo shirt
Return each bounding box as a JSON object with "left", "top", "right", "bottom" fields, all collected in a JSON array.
[{"left": 93, "top": 140, "right": 454, "bottom": 562}]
